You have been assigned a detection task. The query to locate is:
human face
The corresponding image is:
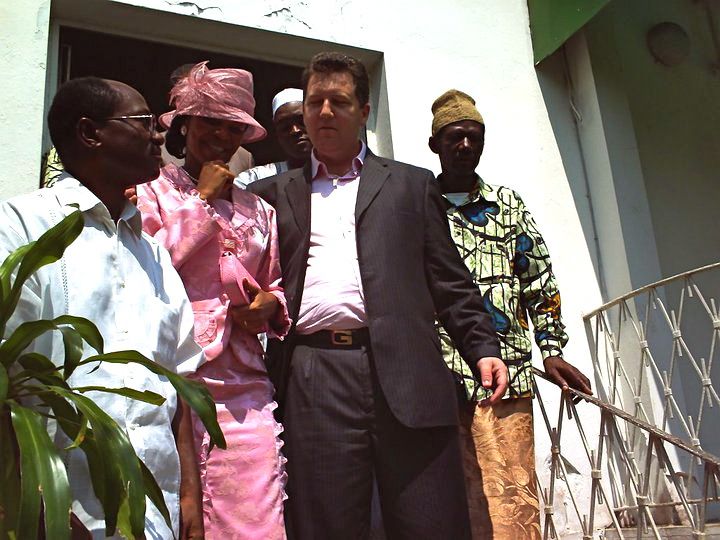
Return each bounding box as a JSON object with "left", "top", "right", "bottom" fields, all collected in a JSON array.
[
  {"left": 429, "top": 120, "right": 485, "bottom": 178},
  {"left": 99, "top": 81, "right": 164, "bottom": 186},
  {"left": 273, "top": 102, "right": 312, "bottom": 163},
  {"left": 184, "top": 116, "right": 248, "bottom": 173},
  {"left": 303, "top": 71, "right": 369, "bottom": 168}
]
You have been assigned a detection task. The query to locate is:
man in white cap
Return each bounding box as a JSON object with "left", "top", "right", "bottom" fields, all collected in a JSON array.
[{"left": 235, "top": 87, "right": 312, "bottom": 188}]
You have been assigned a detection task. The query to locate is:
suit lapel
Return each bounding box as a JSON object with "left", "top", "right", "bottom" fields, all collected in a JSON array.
[
  {"left": 355, "top": 153, "right": 390, "bottom": 222},
  {"left": 284, "top": 164, "right": 312, "bottom": 236}
]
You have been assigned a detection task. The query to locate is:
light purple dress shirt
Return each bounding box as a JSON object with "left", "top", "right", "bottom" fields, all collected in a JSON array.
[{"left": 296, "top": 141, "right": 369, "bottom": 334}]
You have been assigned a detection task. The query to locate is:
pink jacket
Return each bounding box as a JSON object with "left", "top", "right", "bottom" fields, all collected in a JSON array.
[{"left": 137, "top": 164, "right": 290, "bottom": 364}]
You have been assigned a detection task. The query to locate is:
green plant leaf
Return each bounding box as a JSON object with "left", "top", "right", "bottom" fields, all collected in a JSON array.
[
  {"left": 0, "top": 320, "right": 57, "bottom": 368},
  {"left": 138, "top": 459, "right": 172, "bottom": 537},
  {"left": 0, "top": 210, "right": 84, "bottom": 335},
  {"left": 73, "top": 386, "right": 166, "bottom": 406},
  {"left": 41, "top": 391, "right": 170, "bottom": 537},
  {"left": 1, "top": 314, "right": 103, "bottom": 371},
  {"left": 15, "top": 353, "right": 67, "bottom": 389},
  {"left": 51, "top": 388, "right": 146, "bottom": 538},
  {"left": 60, "top": 326, "right": 83, "bottom": 380},
  {"left": 38, "top": 393, "right": 113, "bottom": 513},
  {"left": 0, "top": 364, "right": 7, "bottom": 404},
  {"left": 10, "top": 403, "right": 72, "bottom": 540},
  {"left": 63, "top": 412, "right": 88, "bottom": 450},
  {"left": 35, "top": 391, "right": 81, "bottom": 438},
  {"left": 79, "top": 351, "right": 226, "bottom": 450},
  {"left": 0, "top": 243, "right": 32, "bottom": 305},
  {"left": 17, "top": 352, "right": 57, "bottom": 372},
  {"left": 0, "top": 407, "right": 21, "bottom": 539},
  {"left": 54, "top": 315, "right": 104, "bottom": 356}
]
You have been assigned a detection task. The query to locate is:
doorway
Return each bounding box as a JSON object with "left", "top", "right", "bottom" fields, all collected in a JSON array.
[{"left": 58, "top": 26, "right": 304, "bottom": 166}]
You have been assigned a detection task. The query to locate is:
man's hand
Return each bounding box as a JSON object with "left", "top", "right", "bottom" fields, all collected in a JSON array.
[
  {"left": 180, "top": 492, "right": 204, "bottom": 540},
  {"left": 475, "top": 356, "right": 508, "bottom": 406},
  {"left": 173, "top": 400, "right": 204, "bottom": 540},
  {"left": 196, "top": 160, "right": 234, "bottom": 201},
  {"left": 543, "top": 356, "right": 592, "bottom": 396},
  {"left": 124, "top": 185, "right": 138, "bottom": 206},
  {"left": 230, "top": 280, "right": 280, "bottom": 333}
]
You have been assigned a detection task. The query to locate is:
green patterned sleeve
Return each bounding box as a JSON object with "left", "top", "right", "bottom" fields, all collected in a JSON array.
[{"left": 512, "top": 193, "right": 568, "bottom": 360}]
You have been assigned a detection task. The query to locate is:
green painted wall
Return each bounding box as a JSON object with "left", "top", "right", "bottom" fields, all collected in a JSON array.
[{"left": 529, "top": 0, "right": 611, "bottom": 63}]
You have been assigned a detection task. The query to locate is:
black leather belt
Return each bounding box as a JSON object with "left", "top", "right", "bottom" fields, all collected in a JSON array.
[{"left": 294, "top": 328, "right": 370, "bottom": 349}]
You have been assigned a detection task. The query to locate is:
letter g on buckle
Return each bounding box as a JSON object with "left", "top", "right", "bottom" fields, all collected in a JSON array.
[{"left": 331, "top": 330, "right": 353, "bottom": 346}]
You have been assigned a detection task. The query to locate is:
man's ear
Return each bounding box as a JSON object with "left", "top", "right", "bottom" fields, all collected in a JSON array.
[
  {"left": 360, "top": 102, "right": 370, "bottom": 125},
  {"left": 76, "top": 117, "right": 102, "bottom": 150},
  {"left": 428, "top": 135, "right": 439, "bottom": 155}
]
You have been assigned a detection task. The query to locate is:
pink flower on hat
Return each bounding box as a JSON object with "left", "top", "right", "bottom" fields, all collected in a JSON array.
[{"left": 159, "top": 61, "right": 267, "bottom": 144}]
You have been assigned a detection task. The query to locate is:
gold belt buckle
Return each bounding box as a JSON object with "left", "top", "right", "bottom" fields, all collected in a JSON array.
[{"left": 331, "top": 330, "right": 353, "bottom": 346}]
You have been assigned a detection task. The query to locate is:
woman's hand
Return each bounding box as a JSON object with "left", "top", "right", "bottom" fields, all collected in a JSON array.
[
  {"left": 196, "top": 160, "right": 234, "bottom": 201},
  {"left": 230, "top": 280, "right": 280, "bottom": 334}
]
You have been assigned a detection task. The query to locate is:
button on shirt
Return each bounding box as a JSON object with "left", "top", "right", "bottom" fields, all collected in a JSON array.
[
  {"left": 296, "top": 142, "right": 368, "bottom": 334},
  {"left": 0, "top": 176, "right": 202, "bottom": 539}
]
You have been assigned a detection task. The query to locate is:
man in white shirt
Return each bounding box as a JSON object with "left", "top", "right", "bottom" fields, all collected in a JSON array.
[
  {"left": 0, "top": 77, "right": 204, "bottom": 539},
  {"left": 235, "top": 88, "right": 312, "bottom": 188}
]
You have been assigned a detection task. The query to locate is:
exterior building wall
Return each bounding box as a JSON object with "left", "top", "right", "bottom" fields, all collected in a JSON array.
[
  {"left": 609, "top": 0, "right": 720, "bottom": 279},
  {"left": 0, "top": 0, "right": 52, "bottom": 199},
  {"left": 592, "top": 0, "right": 720, "bottom": 465},
  {"left": 4, "top": 0, "right": 604, "bottom": 373},
  {"left": 1, "top": 0, "right": 610, "bottom": 532}
]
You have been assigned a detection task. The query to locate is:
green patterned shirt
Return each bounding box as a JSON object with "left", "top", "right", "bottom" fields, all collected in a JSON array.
[
  {"left": 42, "top": 147, "right": 65, "bottom": 188},
  {"left": 438, "top": 175, "right": 568, "bottom": 401}
]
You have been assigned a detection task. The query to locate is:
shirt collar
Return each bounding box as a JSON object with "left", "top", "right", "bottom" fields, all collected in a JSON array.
[
  {"left": 438, "top": 173, "right": 498, "bottom": 207},
  {"left": 311, "top": 140, "right": 367, "bottom": 181},
  {"left": 53, "top": 173, "right": 143, "bottom": 236}
]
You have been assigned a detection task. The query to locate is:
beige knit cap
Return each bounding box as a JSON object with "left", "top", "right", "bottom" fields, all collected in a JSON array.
[{"left": 431, "top": 89, "right": 484, "bottom": 135}]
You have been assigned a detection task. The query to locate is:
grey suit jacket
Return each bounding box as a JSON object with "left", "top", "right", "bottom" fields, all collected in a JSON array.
[{"left": 249, "top": 152, "right": 500, "bottom": 428}]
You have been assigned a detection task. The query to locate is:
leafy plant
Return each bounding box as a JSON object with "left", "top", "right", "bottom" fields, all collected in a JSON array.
[{"left": 0, "top": 210, "right": 226, "bottom": 540}]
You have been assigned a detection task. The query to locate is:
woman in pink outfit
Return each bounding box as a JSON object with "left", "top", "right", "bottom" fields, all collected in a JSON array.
[{"left": 136, "top": 62, "right": 290, "bottom": 539}]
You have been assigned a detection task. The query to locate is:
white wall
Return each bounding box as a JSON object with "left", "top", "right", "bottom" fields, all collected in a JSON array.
[
  {"left": 610, "top": 0, "right": 720, "bottom": 279},
  {"left": 602, "top": 0, "right": 720, "bottom": 464},
  {"left": 2, "top": 0, "right": 607, "bottom": 529},
  {"left": 0, "top": 0, "right": 52, "bottom": 198},
  {"left": 5, "top": 0, "right": 606, "bottom": 358},
  {"left": 101, "top": 0, "right": 604, "bottom": 424}
]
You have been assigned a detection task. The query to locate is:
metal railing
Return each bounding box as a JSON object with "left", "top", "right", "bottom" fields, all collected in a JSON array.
[{"left": 535, "top": 262, "right": 720, "bottom": 539}]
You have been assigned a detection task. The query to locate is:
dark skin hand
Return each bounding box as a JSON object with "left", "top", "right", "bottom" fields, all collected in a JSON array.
[
  {"left": 543, "top": 355, "right": 592, "bottom": 404},
  {"left": 196, "top": 160, "right": 235, "bottom": 202},
  {"left": 230, "top": 280, "right": 280, "bottom": 334},
  {"left": 124, "top": 185, "right": 138, "bottom": 206},
  {"left": 173, "top": 399, "right": 204, "bottom": 540}
]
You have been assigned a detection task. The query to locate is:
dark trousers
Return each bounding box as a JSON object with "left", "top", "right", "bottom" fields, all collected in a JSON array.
[{"left": 283, "top": 344, "right": 471, "bottom": 540}]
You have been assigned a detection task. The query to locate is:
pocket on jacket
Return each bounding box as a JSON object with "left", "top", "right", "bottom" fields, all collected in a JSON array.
[{"left": 193, "top": 310, "right": 218, "bottom": 347}]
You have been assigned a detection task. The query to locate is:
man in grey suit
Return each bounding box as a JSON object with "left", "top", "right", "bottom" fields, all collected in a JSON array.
[{"left": 248, "top": 52, "right": 508, "bottom": 539}]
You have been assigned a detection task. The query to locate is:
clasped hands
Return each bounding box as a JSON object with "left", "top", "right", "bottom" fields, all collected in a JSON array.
[{"left": 230, "top": 279, "right": 280, "bottom": 334}]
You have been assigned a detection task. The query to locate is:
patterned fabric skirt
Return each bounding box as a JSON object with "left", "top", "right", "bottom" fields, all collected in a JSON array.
[
  {"left": 193, "top": 401, "right": 287, "bottom": 540},
  {"left": 189, "top": 330, "right": 289, "bottom": 539},
  {"left": 458, "top": 397, "right": 541, "bottom": 540}
]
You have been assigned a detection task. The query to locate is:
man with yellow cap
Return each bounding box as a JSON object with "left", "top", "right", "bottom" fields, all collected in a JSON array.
[{"left": 428, "top": 89, "right": 593, "bottom": 539}]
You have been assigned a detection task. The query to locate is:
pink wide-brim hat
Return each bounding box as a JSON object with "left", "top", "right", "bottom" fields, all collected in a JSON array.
[{"left": 159, "top": 61, "right": 267, "bottom": 144}]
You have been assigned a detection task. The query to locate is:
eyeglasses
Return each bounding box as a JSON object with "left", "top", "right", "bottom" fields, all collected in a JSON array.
[{"left": 98, "top": 114, "right": 158, "bottom": 134}]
